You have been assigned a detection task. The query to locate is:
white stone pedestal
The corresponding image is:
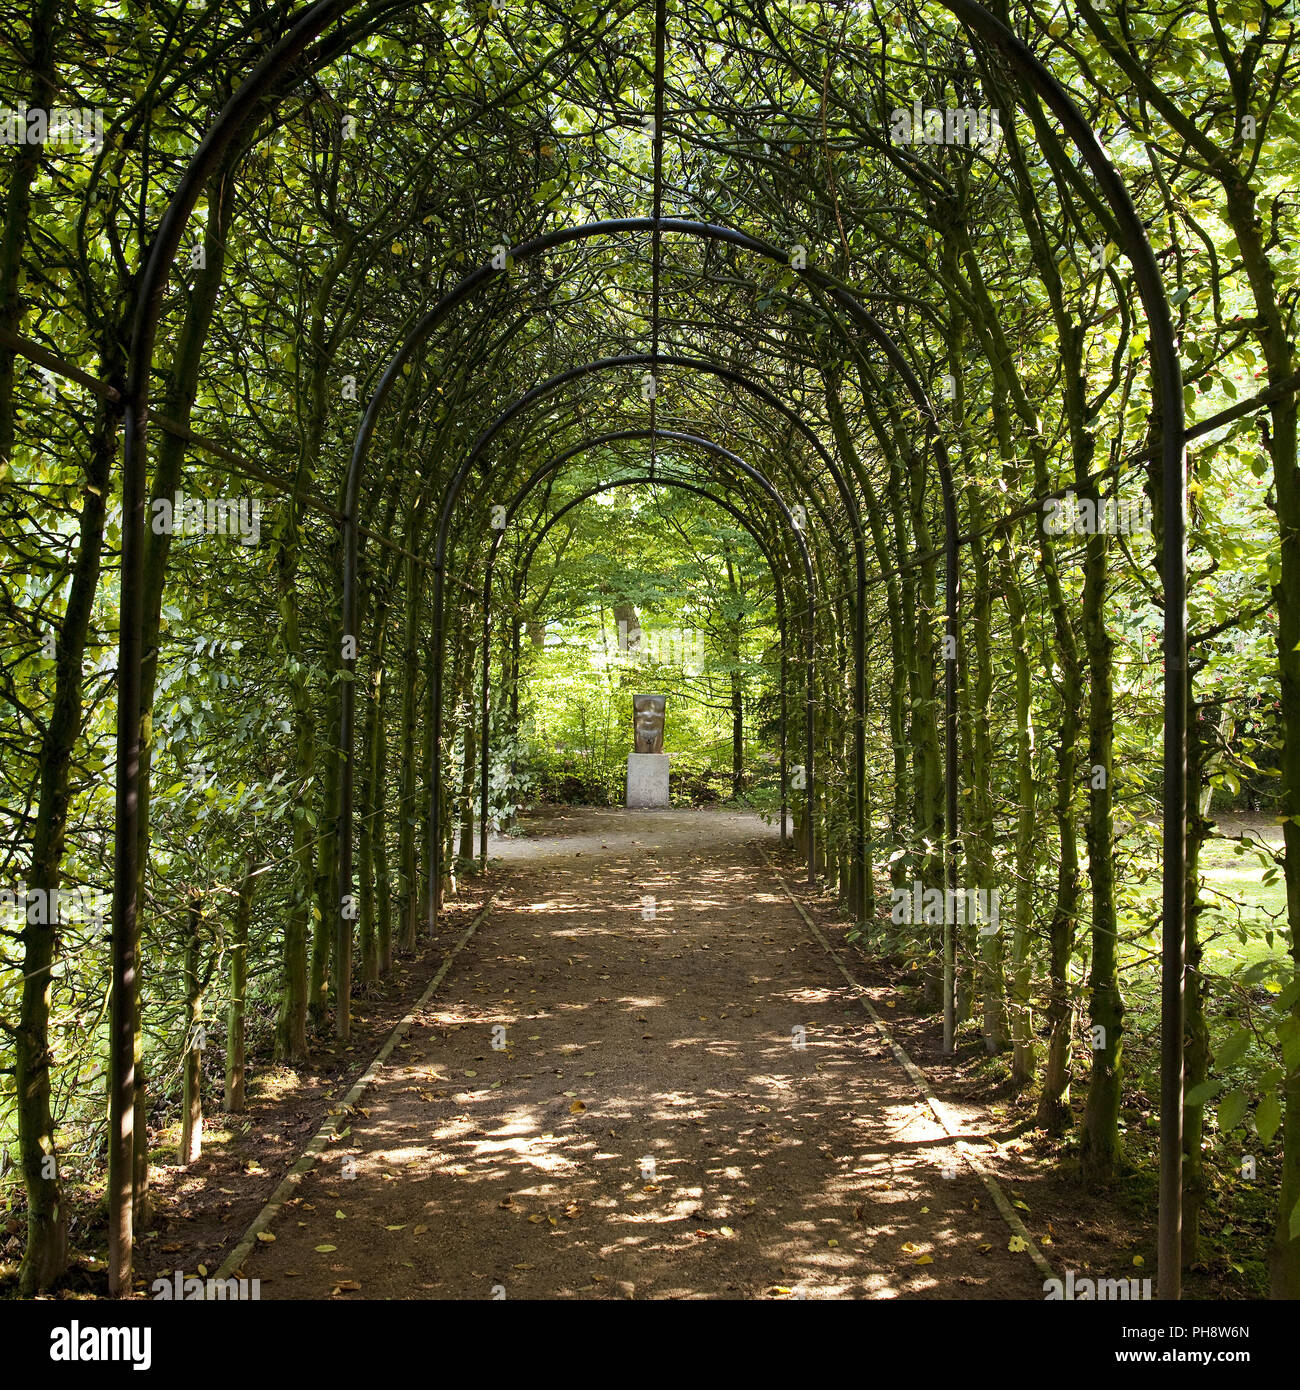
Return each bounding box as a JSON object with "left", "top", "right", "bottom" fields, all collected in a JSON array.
[{"left": 626, "top": 753, "right": 670, "bottom": 808}]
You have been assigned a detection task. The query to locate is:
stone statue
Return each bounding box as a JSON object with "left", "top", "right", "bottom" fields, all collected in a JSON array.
[{"left": 632, "top": 693, "right": 666, "bottom": 755}]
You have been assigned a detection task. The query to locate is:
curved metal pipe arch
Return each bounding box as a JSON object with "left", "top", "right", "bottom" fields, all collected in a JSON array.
[
  {"left": 338, "top": 344, "right": 875, "bottom": 964},
  {"left": 333, "top": 225, "right": 948, "bottom": 1034},
  {"left": 342, "top": 336, "right": 877, "bottom": 932},
  {"left": 484, "top": 469, "right": 797, "bottom": 863},
  {"left": 108, "top": 0, "right": 1187, "bottom": 1296},
  {"left": 412, "top": 427, "right": 816, "bottom": 957}
]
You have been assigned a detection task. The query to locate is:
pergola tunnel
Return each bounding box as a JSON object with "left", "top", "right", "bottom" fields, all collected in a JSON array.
[{"left": 4, "top": 0, "right": 1300, "bottom": 1311}]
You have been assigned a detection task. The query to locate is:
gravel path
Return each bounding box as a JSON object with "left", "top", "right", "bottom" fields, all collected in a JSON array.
[{"left": 239, "top": 808, "right": 1046, "bottom": 1299}]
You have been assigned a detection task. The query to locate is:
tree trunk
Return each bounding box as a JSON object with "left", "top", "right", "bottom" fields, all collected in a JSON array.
[
  {"left": 225, "top": 864, "right": 253, "bottom": 1115},
  {"left": 179, "top": 894, "right": 204, "bottom": 1168},
  {"left": 1183, "top": 701, "right": 1212, "bottom": 1266},
  {"left": 1002, "top": 562, "right": 1038, "bottom": 1085},
  {"left": 1080, "top": 505, "right": 1124, "bottom": 1185}
]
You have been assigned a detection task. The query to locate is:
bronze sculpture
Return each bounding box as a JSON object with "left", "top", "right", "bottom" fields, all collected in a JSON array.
[{"left": 632, "top": 693, "right": 666, "bottom": 754}]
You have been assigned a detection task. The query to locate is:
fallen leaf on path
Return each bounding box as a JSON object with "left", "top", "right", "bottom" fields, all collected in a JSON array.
[
  {"left": 256, "top": 1232, "right": 276, "bottom": 1243},
  {"left": 314, "top": 1244, "right": 337, "bottom": 1253},
  {"left": 1008, "top": 1236, "right": 1028, "bottom": 1252},
  {"left": 569, "top": 1100, "right": 586, "bottom": 1113},
  {"left": 915, "top": 1254, "right": 934, "bottom": 1265}
]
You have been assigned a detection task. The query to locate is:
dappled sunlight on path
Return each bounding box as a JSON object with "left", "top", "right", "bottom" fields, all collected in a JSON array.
[{"left": 239, "top": 808, "right": 1044, "bottom": 1299}]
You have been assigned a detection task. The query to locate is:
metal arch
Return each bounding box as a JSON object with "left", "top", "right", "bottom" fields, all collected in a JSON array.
[
  {"left": 936, "top": 0, "right": 1188, "bottom": 1299},
  {"left": 334, "top": 227, "right": 943, "bottom": 1021},
  {"left": 338, "top": 346, "right": 873, "bottom": 956},
  {"left": 415, "top": 428, "right": 817, "bottom": 962},
  {"left": 484, "top": 447, "right": 805, "bottom": 852},
  {"left": 107, "top": 0, "right": 1187, "bottom": 1297},
  {"left": 483, "top": 469, "right": 794, "bottom": 856}
]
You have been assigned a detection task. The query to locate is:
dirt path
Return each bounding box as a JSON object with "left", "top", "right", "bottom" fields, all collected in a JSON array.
[{"left": 237, "top": 807, "right": 1048, "bottom": 1299}]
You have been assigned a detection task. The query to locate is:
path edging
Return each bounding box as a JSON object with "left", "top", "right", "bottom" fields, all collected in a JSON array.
[
  {"left": 212, "top": 895, "right": 497, "bottom": 1284},
  {"left": 759, "top": 851, "right": 1056, "bottom": 1283}
]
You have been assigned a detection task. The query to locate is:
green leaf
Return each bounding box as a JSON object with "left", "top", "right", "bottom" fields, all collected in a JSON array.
[
  {"left": 1216, "top": 1028, "right": 1253, "bottom": 1070},
  {"left": 1255, "top": 1094, "right": 1281, "bottom": 1144},
  {"left": 1184, "top": 1079, "right": 1222, "bottom": 1107},
  {"left": 1217, "top": 1088, "right": 1249, "bottom": 1132}
]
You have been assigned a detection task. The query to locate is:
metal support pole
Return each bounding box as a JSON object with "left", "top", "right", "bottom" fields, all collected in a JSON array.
[
  {"left": 943, "top": 551, "right": 960, "bottom": 1056},
  {"left": 479, "top": 560, "right": 493, "bottom": 867},
  {"left": 855, "top": 572, "right": 868, "bottom": 934},
  {"left": 429, "top": 564, "right": 445, "bottom": 934},
  {"left": 805, "top": 581, "right": 816, "bottom": 885},
  {"left": 779, "top": 642, "right": 788, "bottom": 846}
]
